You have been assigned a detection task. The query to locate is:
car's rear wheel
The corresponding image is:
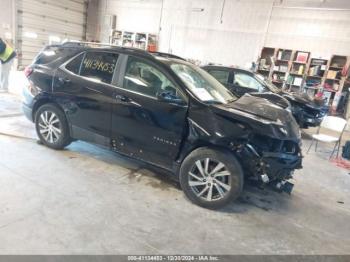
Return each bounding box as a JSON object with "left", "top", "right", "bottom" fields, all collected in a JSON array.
[
  {"left": 35, "top": 103, "right": 71, "bottom": 150},
  {"left": 179, "top": 147, "right": 243, "bottom": 209}
]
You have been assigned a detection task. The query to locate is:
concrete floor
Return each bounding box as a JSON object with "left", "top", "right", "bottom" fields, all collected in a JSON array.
[{"left": 0, "top": 93, "right": 350, "bottom": 255}]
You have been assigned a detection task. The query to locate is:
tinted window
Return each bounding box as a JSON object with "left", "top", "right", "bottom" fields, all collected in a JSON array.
[
  {"left": 208, "top": 69, "right": 229, "bottom": 85},
  {"left": 234, "top": 72, "right": 264, "bottom": 91},
  {"left": 80, "top": 52, "right": 118, "bottom": 84},
  {"left": 122, "top": 57, "right": 181, "bottom": 99},
  {"left": 65, "top": 53, "right": 84, "bottom": 74}
]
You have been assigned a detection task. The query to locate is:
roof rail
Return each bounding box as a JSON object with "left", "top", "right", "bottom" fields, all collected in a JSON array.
[
  {"left": 60, "top": 41, "right": 185, "bottom": 61},
  {"left": 60, "top": 41, "right": 154, "bottom": 57},
  {"left": 61, "top": 40, "right": 119, "bottom": 48},
  {"left": 150, "top": 51, "right": 186, "bottom": 61}
]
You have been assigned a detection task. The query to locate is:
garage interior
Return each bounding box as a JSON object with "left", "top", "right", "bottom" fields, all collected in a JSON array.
[{"left": 1, "top": 0, "right": 350, "bottom": 257}]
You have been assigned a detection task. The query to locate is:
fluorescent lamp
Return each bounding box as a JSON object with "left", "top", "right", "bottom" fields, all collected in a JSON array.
[{"left": 191, "top": 8, "right": 204, "bottom": 12}]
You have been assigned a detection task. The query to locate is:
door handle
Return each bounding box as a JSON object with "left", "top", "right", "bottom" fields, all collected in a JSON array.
[
  {"left": 115, "top": 94, "right": 130, "bottom": 103},
  {"left": 58, "top": 77, "right": 71, "bottom": 84}
]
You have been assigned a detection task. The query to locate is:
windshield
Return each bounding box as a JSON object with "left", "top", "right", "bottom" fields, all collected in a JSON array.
[
  {"left": 256, "top": 74, "right": 280, "bottom": 93},
  {"left": 171, "top": 63, "right": 237, "bottom": 104}
]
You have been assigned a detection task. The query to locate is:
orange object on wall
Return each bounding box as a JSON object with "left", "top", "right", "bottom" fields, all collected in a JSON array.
[{"left": 148, "top": 44, "right": 157, "bottom": 52}]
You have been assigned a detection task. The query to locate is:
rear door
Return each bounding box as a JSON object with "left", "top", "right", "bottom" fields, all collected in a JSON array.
[
  {"left": 53, "top": 51, "right": 119, "bottom": 146},
  {"left": 111, "top": 55, "right": 188, "bottom": 169},
  {"left": 231, "top": 70, "right": 265, "bottom": 96}
]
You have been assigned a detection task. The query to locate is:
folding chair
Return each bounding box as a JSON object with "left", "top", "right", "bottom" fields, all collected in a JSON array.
[{"left": 307, "top": 116, "right": 347, "bottom": 159}]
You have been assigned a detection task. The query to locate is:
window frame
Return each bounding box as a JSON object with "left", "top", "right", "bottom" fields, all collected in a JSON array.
[{"left": 116, "top": 54, "right": 188, "bottom": 103}]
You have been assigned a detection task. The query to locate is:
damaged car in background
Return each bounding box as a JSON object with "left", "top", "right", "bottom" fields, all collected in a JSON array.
[
  {"left": 23, "top": 42, "right": 302, "bottom": 209},
  {"left": 203, "top": 65, "right": 327, "bottom": 128}
]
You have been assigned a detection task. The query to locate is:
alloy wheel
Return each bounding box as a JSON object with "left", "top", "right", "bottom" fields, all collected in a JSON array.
[
  {"left": 188, "top": 158, "right": 232, "bottom": 202},
  {"left": 38, "top": 111, "right": 62, "bottom": 144}
]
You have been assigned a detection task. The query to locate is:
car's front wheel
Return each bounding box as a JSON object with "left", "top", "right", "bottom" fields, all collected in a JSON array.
[
  {"left": 35, "top": 103, "right": 71, "bottom": 150},
  {"left": 179, "top": 147, "right": 243, "bottom": 209}
]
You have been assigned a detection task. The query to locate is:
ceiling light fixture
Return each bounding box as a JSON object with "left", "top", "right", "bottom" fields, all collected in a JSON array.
[{"left": 191, "top": 7, "right": 204, "bottom": 12}]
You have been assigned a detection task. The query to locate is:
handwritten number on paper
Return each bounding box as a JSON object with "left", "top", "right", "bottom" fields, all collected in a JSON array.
[{"left": 83, "top": 58, "right": 115, "bottom": 74}]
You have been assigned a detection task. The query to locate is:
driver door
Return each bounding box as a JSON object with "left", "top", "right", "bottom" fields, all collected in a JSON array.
[{"left": 111, "top": 55, "right": 188, "bottom": 169}]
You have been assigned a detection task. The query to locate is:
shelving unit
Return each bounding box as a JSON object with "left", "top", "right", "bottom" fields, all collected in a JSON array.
[
  {"left": 256, "top": 46, "right": 350, "bottom": 113},
  {"left": 257, "top": 47, "right": 275, "bottom": 79},
  {"left": 286, "top": 50, "right": 310, "bottom": 92},
  {"left": 110, "top": 30, "right": 158, "bottom": 51},
  {"left": 122, "top": 31, "right": 134, "bottom": 47},
  {"left": 323, "top": 55, "right": 349, "bottom": 111},
  {"left": 271, "top": 49, "right": 292, "bottom": 88},
  {"left": 111, "top": 30, "right": 123, "bottom": 46},
  {"left": 304, "top": 58, "right": 328, "bottom": 95}
]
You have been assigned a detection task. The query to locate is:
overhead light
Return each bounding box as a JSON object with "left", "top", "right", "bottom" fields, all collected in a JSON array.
[
  {"left": 191, "top": 8, "right": 204, "bottom": 12},
  {"left": 24, "top": 32, "right": 38, "bottom": 39}
]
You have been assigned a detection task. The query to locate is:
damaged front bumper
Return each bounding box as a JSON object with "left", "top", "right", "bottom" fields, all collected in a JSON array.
[
  {"left": 260, "top": 151, "right": 302, "bottom": 181},
  {"left": 237, "top": 140, "right": 303, "bottom": 184}
]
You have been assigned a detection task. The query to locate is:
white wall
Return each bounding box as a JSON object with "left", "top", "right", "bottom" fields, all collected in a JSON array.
[
  {"left": 266, "top": 3, "right": 350, "bottom": 58},
  {"left": 0, "top": 0, "right": 14, "bottom": 42},
  {"left": 95, "top": 0, "right": 350, "bottom": 67},
  {"left": 159, "top": 0, "right": 273, "bottom": 67}
]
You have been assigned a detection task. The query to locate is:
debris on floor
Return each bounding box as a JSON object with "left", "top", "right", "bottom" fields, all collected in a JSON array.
[{"left": 330, "top": 157, "right": 350, "bottom": 170}]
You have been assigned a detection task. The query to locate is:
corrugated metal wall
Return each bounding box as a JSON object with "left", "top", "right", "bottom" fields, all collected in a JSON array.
[
  {"left": 97, "top": 0, "right": 350, "bottom": 67},
  {"left": 16, "top": 0, "right": 87, "bottom": 68}
]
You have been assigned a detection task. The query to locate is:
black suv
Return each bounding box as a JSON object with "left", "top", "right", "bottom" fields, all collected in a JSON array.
[
  {"left": 203, "top": 65, "right": 327, "bottom": 128},
  {"left": 23, "top": 42, "right": 302, "bottom": 209}
]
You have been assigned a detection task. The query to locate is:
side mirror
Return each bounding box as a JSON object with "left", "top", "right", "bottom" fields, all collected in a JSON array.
[{"left": 157, "top": 91, "right": 185, "bottom": 105}]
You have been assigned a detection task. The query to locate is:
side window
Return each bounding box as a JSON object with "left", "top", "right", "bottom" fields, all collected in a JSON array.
[
  {"left": 208, "top": 69, "right": 229, "bottom": 85},
  {"left": 122, "top": 57, "right": 181, "bottom": 99},
  {"left": 80, "top": 52, "right": 118, "bottom": 84},
  {"left": 65, "top": 53, "right": 84, "bottom": 74},
  {"left": 233, "top": 72, "right": 263, "bottom": 91}
]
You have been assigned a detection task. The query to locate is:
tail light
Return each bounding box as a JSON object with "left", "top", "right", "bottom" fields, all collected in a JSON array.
[{"left": 24, "top": 66, "right": 33, "bottom": 78}]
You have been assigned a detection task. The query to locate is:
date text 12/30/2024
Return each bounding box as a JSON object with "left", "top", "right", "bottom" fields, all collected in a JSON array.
[{"left": 128, "top": 256, "right": 219, "bottom": 261}]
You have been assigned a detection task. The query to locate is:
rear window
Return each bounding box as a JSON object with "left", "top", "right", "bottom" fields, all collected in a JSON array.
[
  {"left": 65, "top": 53, "right": 84, "bottom": 74},
  {"left": 80, "top": 52, "right": 118, "bottom": 84},
  {"left": 34, "top": 46, "right": 80, "bottom": 66}
]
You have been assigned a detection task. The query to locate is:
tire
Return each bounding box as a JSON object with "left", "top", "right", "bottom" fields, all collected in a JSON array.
[
  {"left": 179, "top": 147, "right": 243, "bottom": 209},
  {"left": 35, "top": 103, "right": 72, "bottom": 150}
]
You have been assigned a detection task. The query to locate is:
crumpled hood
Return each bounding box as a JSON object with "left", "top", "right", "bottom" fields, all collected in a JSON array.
[
  {"left": 230, "top": 94, "right": 291, "bottom": 122},
  {"left": 250, "top": 92, "right": 290, "bottom": 109},
  {"left": 281, "top": 91, "right": 323, "bottom": 109},
  {"left": 212, "top": 94, "right": 301, "bottom": 140}
]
